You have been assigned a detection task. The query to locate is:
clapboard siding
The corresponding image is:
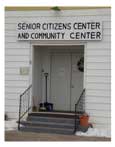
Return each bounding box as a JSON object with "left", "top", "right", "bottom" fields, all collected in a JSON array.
[
  {"left": 5, "top": 75, "right": 29, "bottom": 81},
  {"left": 5, "top": 49, "right": 30, "bottom": 56},
  {"left": 5, "top": 85, "right": 27, "bottom": 94},
  {"left": 87, "top": 56, "right": 111, "bottom": 63},
  {"left": 5, "top": 112, "right": 19, "bottom": 119},
  {"left": 86, "top": 69, "right": 110, "bottom": 77},
  {"left": 5, "top": 99, "right": 19, "bottom": 106},
  {"left": 5, "top": 8, "right": 111, "bottom": 132},
  {"left": 5, "top": 30, "right": 16, "bottom": 36},
  {"left": 85, "top": 103, "right": 110, "bottom": 111},
  {"left": 5, "top": 36, "right": 18, "bottom": 43},
  {"left": 86, "top": 76, "right": 111, "bottom": 83},
  {"left": 86, "top": 49, "right": 111, "bottom": 56},
  {"left": 83, "top": 8, "right": 111, "bottom": 130},
  {"left": 103, "top": 21, "right": 111, "bottom": 28},
  {"left": 89, "top": 116, "right": 110, "bottom": 124},
  {"left": 5, "top": 37, "right": 30, "bottom": 118},
  {"left": 102, "top": 35, "right": 111, "bottom": 42},
  {"left": 5, "top": 15, "right": 111, "bottom": 23},
  {"left": 87, "top": 42, "right": 111, "bottom": 49},
  {"left": 87, "top": 62, "right": 110, "bottom": 70},
  {"left": 5, "top": 61, "right": 29, "bottom": 68},
  {"left": 5, "top": 81, "right": 29, "bottom": 87},
  {"left": 5, "top": 20, "right": 111, "bottom": 26},
  {"left": 86, "top": 96, "right": 110, "bottom": 104},
  {"left": 5, "top": 23, "right": 16, "bottom": 30},
  {"left": 88, "top": 110, "right": 110, "bottom": 118},
  {"left": 88, "top": 109, "right": 111, "bottom": 116},
  {"left": 5, "top": 68, "right": 19, "bottom": 74},
  {"left": 87, "top": 83, "right": 110, "bottom": 90},
  {"left": 5, "top": 35, "right": 111, "bottom": 44},
  {"left": 5, "top": 42, "right": 30, "bottom": 49},
  {"left": 5, "top": 105, "right": 19, "bottom": 113},
  {"left": 5, "top": 93, "right": 19, "bottom": 99},
  {"left": 103, "top": 28, "right": 111, "bottom": 35},
  {"left": 5, "top": 55, "right": 29, "bottom": 62},
  {"left": 86, "top": 89, "right": 111, "bottom": 97}
]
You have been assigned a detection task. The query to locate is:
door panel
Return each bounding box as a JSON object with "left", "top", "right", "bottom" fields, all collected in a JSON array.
[
  {"left": 50, "top": 53, "right": 84, "bottom": 111},
  {"left": 50, "top": 54, "right": 71, "bottom": 111},
  {"left": 71, "top": 54, "right": 84, "bottom": 111}
]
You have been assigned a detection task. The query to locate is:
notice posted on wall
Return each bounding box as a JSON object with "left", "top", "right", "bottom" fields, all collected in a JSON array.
[{"left": 17, "top": 19, "right": 102, "bottom": 41}]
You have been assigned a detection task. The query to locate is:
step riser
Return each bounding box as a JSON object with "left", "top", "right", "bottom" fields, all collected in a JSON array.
[
  {"left": 20, "top": 122, "right": 75, "bottom": 129},
  {"left": 20, "top": 127, "right": 74, "bottom": 135},
  {"left": 28, "top": 113, "right": 76, "bottom": 118},
  {"left": 27, "top": 116, "right": 76, "bottom": 124}
]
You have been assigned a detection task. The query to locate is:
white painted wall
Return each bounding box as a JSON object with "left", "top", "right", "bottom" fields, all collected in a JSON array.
[{"left": 5, "top": 8, "right": 111, "bottom": 134}]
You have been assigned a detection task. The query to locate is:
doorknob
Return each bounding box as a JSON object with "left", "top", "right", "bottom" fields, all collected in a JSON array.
[{"left": 71, "top": 85, "right": 74, "bottom": 88}]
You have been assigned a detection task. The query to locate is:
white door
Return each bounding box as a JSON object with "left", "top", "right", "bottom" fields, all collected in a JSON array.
[
  {"left": 50, "top": 54, "right": 71, "bottom": 111},
  {"left": 70, "top": 54, "right": 84, "bottom": 111},
  {"left": 50, "top": 53, "right": 83, "bottom": 111}
]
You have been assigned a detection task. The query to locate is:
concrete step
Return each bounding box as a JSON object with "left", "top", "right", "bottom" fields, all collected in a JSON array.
[
  {"left": 20, "top": 120, "right": 75, "bottom": 129},
  {"left": 19, "top": 112, "right": 80, "bottom": 135},
  {"left": 27, "top": 115, "right": 79, "bottom": 124},
  {"left": 20, "top": 125, "right": 74, "bottom": 135},
  {"left": 28, "top": 112, "right": 80, "bottom": 118}
]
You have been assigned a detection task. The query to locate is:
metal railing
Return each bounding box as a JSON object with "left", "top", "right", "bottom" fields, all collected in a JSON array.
[
  {"left": 74, "top": 88, "right": 85, "bottom": 133},
  {"left": 18, "top": 84, "right": 32, "bottom": 130}
]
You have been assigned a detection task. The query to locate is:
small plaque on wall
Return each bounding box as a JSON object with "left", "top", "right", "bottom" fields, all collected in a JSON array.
[{"left": 20, "top": 67, "right": 29, "bottom": 75}]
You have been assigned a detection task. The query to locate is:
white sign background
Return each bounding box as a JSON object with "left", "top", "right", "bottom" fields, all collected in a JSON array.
[{"left": 17, "top": 18, "right": 102, "bottom": 41}]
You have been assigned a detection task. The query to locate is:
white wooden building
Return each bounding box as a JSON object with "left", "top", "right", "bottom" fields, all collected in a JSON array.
[{"left": 5, "top": 7, "right": 111, "bottom": 135}]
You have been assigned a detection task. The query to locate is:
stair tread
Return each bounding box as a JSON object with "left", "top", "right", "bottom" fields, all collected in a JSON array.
[
  {"left": 30, "top": 112, "right": 75, "bottom": 115},
  {"left": 27, "top": 115, "right": 77, "bottom": 121},
  {"left": 21, "top": 125, "right": 74, "bottom": 131},
  {"left": 20, "top": 127, "right": 74, "bottom": 135},
  {"left": 28, "top": 112, "right": 81, "bottom": 118},
  {"left": 21, "top": 120, "right": 75, "bottom": 127}
]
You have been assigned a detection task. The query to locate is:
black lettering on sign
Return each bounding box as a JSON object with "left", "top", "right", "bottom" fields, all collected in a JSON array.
[
  {"left": 70, "top": 32, "right": 74, "bottom": 39},
  {"left": 42, "top": 23, "right": 72, "bottom": 30},
  {"left": 17, "top": 23, "right": 22, "bottom": 30},
  {"left": 18, "top": 33, "right": 29, "bottom": 39},
  {"left": 96, "top": 32, "right": 101, "bottom": 39},
  {"left": 17, "top": 23, "right": 41, "bottom": 30}
]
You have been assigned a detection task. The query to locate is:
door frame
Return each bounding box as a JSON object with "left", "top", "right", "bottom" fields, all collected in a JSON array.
[{"left": 31, "top": 42, "right": 86, "bottom": 109}]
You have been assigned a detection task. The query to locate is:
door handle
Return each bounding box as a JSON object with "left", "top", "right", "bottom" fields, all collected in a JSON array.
[{"left": 71, "top": 85, "right": 74, "bottom": 88}]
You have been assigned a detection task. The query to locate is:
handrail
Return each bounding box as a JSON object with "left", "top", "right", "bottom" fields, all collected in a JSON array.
[
  {"left": 18, "top": 84, "right": 32, "bottom": 130},
  {"left": 75, "top": 89, "right": 85, "bottom": 109},
  {"left": 20, "top": 85, "right": 32, "bottom": 97},
  {"left": 74, "top": 88, "right": 85, "bottom": 133}
]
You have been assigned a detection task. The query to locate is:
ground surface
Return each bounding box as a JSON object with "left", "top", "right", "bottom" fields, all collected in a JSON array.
[{"left": 5, "top": 131, "right": 111, "bottom": 141}]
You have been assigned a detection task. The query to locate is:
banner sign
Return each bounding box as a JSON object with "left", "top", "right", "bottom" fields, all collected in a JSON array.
[{"left": 17, "top": 20, "right": 102, "bottom": 40}]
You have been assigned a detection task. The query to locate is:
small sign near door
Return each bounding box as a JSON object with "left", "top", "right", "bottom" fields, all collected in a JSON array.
[{"left": 20, "top": 67, "right": 29, "bottom": 75}]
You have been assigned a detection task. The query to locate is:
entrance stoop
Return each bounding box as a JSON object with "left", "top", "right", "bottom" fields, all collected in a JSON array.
[{"left": 19, "top": 112, "right": 80, "bottom": 135}]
